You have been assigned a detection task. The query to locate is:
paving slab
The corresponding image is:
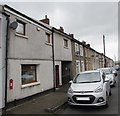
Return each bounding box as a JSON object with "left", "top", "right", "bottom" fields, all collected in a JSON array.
[{"left": 3, "top": 83, "right": 70, "bottom": 115}]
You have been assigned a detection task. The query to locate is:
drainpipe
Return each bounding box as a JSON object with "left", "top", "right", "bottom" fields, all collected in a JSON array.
[
  {"left": 83, "top": 45, "right": 86, "bottom": 71},
  {"left": 4, "top": 13, "right": 10, "bottom": 110},
  {"left": 79, "top": 44, "right": 81, "bottom": 72},
  {"left": 52, "top": 27, "right": 55, "bottom": 92}
]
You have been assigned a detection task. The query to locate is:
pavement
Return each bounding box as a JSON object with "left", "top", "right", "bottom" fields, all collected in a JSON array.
[{"left": 2, "top": 83, "right": 70, "bottom": 115}]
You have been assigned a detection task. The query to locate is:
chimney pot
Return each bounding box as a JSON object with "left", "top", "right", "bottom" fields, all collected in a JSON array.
[
  {"left": 82, "top": 41, "right": 86, "bottom": 45},
  {"left": 59, "top": 26, "right": 64, "bottom": 32},
  {"left": 40, "top": 15, "right": 50, "bottom": 25},
  {"left": 86, "top": 44, "right": 90, "bottom": 47},
  {"left": 45, "top": 15, "right": 47, "bottom": 19},
  {"left": 69, "top": 34, "right": 74, "bottom": 38}
]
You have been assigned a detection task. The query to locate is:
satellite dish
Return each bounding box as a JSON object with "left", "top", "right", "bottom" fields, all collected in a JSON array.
[{"left": 9, "top": 21, "right": 18, "bottom": 30}]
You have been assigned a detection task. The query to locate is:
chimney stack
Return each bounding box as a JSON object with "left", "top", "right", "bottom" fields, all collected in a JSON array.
[
  {"left": 40, "top": 15, "right": 50, "bottom": 25},
  {"left": 69, "top": 34, "right": 74, "bottom": 38},
  {"left": 86, "top": 44, "right": 90, "bottom": 48},
  {"left": 82, "top": 41, "right": 86, "bottom": 45},
  {"left": 59, "top": 26, "right": 64, "bottom": 32}
]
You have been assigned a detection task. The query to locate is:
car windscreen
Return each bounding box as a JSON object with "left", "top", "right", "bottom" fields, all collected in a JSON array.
[{"left": 73, "top": 72, "right": 101, "bottom": 83}]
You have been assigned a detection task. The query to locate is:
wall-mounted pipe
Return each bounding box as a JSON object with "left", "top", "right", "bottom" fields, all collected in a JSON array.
[
  {"left": 2, "top": 12, "right": 10, "bottom": 110},
  {"left": 52, "top": 27, "right": 55, "bottom": 92}
]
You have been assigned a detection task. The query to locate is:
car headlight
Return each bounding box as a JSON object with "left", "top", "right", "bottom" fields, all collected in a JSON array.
[
  {"left": 68, "top": 87, "right": 74, "bottom": 94},
  {"left": 94, "top": 86, "right": 103, "bottom": 93}
]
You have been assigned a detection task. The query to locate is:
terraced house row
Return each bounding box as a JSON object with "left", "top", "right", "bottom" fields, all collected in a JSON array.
[{"left": 0, "top": 5, "right": 114, "bottom": 109}]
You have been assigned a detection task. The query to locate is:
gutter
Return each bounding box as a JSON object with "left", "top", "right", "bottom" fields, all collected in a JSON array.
[
  {"left": 52, "top": 27, "right": 72, "bottom": 40},
  {"left": 4, "top": 5, "right": 52, "bottom": 32}
]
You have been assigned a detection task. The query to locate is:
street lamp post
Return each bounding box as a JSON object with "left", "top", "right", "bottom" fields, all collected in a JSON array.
[{"left": 103, "top": 35, "right": 106, "bottom": 67}]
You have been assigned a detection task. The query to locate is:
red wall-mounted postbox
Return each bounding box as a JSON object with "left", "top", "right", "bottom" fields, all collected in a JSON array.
[{"left": 9, "top": 79, "right": 13, "bottom": 90}]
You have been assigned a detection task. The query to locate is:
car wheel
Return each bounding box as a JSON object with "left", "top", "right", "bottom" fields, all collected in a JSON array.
[{"left": 105, "top": 93, "right": 109, "bottom": 107}]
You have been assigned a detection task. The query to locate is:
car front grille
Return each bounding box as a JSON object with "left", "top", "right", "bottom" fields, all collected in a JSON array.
[
  {"left": 73, "top": 91, "right": 93, "bottom": 93},
  {"left": 72, "top": 95, "right": 95, "bottom": 104}
]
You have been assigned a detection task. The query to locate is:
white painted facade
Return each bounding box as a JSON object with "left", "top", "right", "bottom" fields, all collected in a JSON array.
[
  {"left": 0, "top": 13, "right": 7, "bottom": 108},
  {"left": 53, "top": 31, "right": 72, "bottom": 86},
  {"left": 7, "top": 59, "right": 53, "bottom": 102},
  {"left": 1, "top": 6, "right": 54, "bottom": 103},
  {"left": 54, "top": 32, "right": 72, "bottom": 61}
]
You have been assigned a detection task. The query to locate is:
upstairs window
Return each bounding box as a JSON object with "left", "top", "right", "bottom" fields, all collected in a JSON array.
[
  {"left": 80, "top": 45, "right": 84, "bottom": 56},
  {"left": 64, "top": 39, "right": 68, "bottom": 48},
  {"left": 46, "top": 32, "right": 52, "bottom": 44},
  {"left": 75, "top": 43, "right": 79, "bottom": 52},
  {"left": 16, "top": 20, "right": 25, "bottom": 35}
]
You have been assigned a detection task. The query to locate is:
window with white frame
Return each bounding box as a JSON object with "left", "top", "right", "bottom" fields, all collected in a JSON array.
[
  {"left": 46, "top": 32, "right": 52, "bottom": 44},
  {"left": 16, "top": 20, "right": 25, "bottom": 35},
  {"left": 81, "top": 60, "right": 85, "bottom": 72},
  {"left": 75, "top": 43, "right": 79, "bottom": 52},
  {"left": 64, "top": 39, "right": 68, "bottom": 48},
  {"left": 21, "top": 64, "right": 37, "bottom": 85},
  {"left": 76, "top": 60, "right": 80, "bottom": 74},
  {"left": 80, "top": 45, "right": 84, "bottom": 56}
]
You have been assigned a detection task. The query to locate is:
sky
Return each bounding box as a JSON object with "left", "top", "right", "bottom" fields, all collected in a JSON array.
[{"left": 1, "top": 1, "right": 118, "bottom": 61}]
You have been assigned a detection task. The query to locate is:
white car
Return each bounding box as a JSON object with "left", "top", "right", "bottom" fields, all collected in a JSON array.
[
  {"left": 111, "top": 67, "right": 117, "bottom": 77},
  {"left": 97, "top": 68, "right": 116, "bottom": 87},
  {"left": 67, "top": 70, "right": 111, "bottom": 107}
]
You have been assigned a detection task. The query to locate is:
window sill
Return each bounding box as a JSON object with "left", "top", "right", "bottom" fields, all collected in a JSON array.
[
  {"left": 80, "top": 55, "right": 84, "bottom": 57},
  {"left": 15, "top": 33, "right": 29, "bottom": 39},
  {"left": 45, "top": 42, "right": 52, "bottom": 46},
  {"left": 75, "top": 54, "right": 80, "bottom": 56},
  {"left": 21, "top": 82, "right": 40, "bottom": 89},
  {"left": 64, "top": 46, "right": 69, "bottom": 49}
]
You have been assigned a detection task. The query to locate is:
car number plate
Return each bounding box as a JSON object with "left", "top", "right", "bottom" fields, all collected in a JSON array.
[{"left": 76, "top": 97, "right": 90, "bottom": 101}]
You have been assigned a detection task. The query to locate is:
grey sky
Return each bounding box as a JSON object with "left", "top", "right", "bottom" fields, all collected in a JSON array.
[{"left": 1, "top": 1, "right": 118, "bottom": 61}]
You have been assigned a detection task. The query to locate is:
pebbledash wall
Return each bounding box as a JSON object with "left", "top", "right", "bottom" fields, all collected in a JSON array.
[{"left": 2, "top": 5, "right": 54, "bottom": 103}]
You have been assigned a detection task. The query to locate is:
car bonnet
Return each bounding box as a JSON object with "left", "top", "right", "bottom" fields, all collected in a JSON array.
[{"left": 71, "top": 82, "right": 102, "bottom": 92}]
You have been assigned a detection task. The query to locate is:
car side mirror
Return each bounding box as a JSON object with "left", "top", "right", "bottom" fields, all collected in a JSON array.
[
  {"left": 112, "top": 71, "right": 117, "bottom": 76},
  {"left": 69, "top": 80, "right": 73, "bottom": 84},
  {"left": 104, "top": 78, "right": 109, "bottom": 82}
]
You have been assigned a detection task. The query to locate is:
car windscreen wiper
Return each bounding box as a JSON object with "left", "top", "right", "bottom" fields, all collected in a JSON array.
[
  {"left": 77, "top": 82, "right": 93, "bottom": 83},
  {"left": 88, "top": 81, "right": 100, "bottom": 83},
  {"left": 77, "top": 81, "right": 100, "bottom": 83},
  {"left": 73, "top": 80, "right": 100, "bottom": 83}
]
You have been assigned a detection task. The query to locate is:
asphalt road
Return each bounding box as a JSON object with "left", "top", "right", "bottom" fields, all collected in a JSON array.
[{"left": 57, "top": 73, "right": 119, "bottom": 115}]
